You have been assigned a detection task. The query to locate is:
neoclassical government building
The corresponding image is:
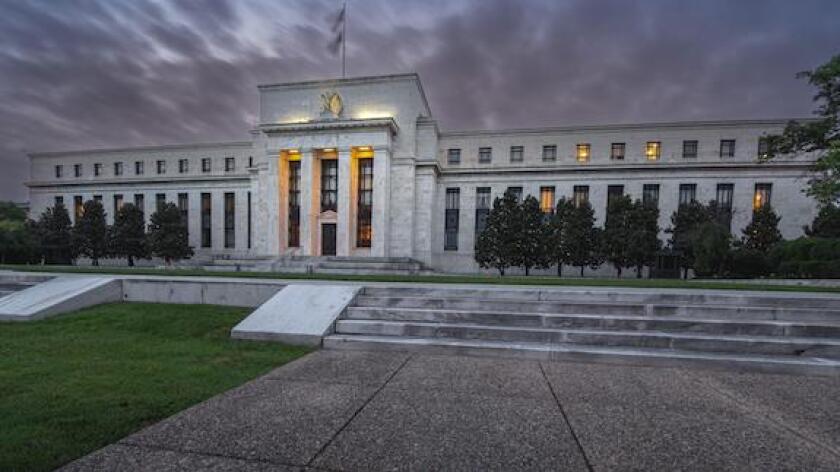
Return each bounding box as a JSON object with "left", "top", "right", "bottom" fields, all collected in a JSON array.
[{"left": 27, "top": 73, "right": 818, "bottom": 274}]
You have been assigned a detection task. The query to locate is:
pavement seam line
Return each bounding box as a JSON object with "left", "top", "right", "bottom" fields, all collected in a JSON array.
[
  {"left": 539, "top": 361, "right": 595, "bottom": 472},
  {"left": 305, "top": 353, "right": 415, "bottom": 467},
  {"left": 685, "top": 371, "right": 840, "bottom": 461}
]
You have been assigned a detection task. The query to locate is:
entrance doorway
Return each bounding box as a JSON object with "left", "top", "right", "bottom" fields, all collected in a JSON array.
[{"left": 321, "top": 223, "right": 337, "bottom": 256}]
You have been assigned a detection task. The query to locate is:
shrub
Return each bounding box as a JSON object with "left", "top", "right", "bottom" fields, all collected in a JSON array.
[
  {"left": 769, "top": 237, "right": 840, "bottom": 278},
  {"left": 729, "top": 248, "right": 771, "bottom": 278}
]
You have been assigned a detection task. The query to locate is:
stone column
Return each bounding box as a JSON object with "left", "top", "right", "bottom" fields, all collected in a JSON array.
[
  {"left": 371, "top": 147, "right": 391, "bottom": 257},
  {"left": 336, "top": 149, "right": 352, "bottom": 256},
  {"left": 299, "top": 149, "right": 315, "bottom": 255}
]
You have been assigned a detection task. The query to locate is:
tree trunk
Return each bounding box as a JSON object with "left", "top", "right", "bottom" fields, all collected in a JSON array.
[
  {"left": 616, "top": 266, "right": 622, "bottom": 278},
  {"left": 128, "top": 255, "right": 134, "bottom": 267},
  {"left": 524, "top": 266, "right": 530, "bottom": 276},
  {"left": 499, "top": 267, "right": 505, "bottom": 276},
  {"left": 579, "top": 265, "right": 584, "bottom": 277},
  {"left": 683, "top": 267, "right": 689, "bottom": 279},
  {"left": 557, "top": 263, "right": 562, "bottom": 277},
  {"left": 636, "top": 265, "right": 643, "bottom": 278},
  {"left": 92, "top": 258, "right": 99, "bottom": 266}
]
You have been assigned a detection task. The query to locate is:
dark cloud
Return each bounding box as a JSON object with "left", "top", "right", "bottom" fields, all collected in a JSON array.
[{"left": 1, "top": 0, "right": 838, "bottom": 200}]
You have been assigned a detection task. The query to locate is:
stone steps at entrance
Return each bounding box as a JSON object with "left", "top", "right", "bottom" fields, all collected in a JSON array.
[
  {"left": 206, "top": 256, "right": 434, "bottom": 275},
  {"left": 323, "top": 286, "right": 840, "bottom": 374}
]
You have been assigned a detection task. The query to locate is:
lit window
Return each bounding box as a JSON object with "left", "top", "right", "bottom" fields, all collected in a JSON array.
[
  {"left": 447, "top": 148, "right": 461, "bottom": 165},
  {"left": 542, "top": 145, "right": 557, "bottom": 161},
  {"left": 682, "top": 140, "right": 698, "bottom": 158},
  {"left": 540, "top": 186, "right": 555, "bottom": 214},
  {"left": 357, "top": 158, "right": 373, "bottom": 247},
  {"left": 610, "top": 143, "right": 625, "bottom": 160},
  {"left": 576, "top": 143, "right": 590, "bottom": 162},
  {"left": 478, "top": 147, "right": 492, "bottom": 164},
  {"left": 510, "top": 146, "right": 524, "bottom": 162},
  {"left": 645, "top": 141, "right": 661, "bottom": 161},
  {"left": 720, "top": 139, "right": 736, "bottom": 158},
  {"left": 754, "top": 183, "right": 772, "bottom": 210}
]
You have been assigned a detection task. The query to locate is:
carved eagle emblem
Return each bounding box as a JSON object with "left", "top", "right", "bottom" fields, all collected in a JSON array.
[{"left": 320, "top": 91, "right": 344, "bottom": 118}]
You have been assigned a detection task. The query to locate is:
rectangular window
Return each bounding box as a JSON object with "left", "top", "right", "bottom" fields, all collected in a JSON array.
[
  {"left": 540, "top": 186, "right": 555, "bottom": 214},
  {"left": 114, "top": 162, "right": 123, "bottom": 176},
  {"left": 754, "top": 183, "right": 772, "bottom": 210},
  {"left": 155, "top": 193, "right": 166, "bottom": 210},
  {"left": 113, "top": 194, "right": 124, "bottom": 215},
  {"left": 542, "top": 145, "right": 557, "bottom": 162},
  {"left": 74, "top": 196, "right": 83, "bottom": 219},
  {"left": 156, "top": 160, "right": 166, "bottom": 174},
  {"left": 288, "top": 160, "right": 301, "bottom": 247},
  {"left": 679, "top": 183, "right": 697, "bottom": 205},
  {"left": 225, "top": 157, "right": 235, "bottom": 172},
  {"left": 201, "top": 193, "right": 212, "bottom": 248},
  {"left": 357, "top": 158, "right": 373, "bottom": 247},
  {"left": 642, "top": 184, "right": 660, "bottom": 209},
  {"left": 177, "top": 193, "right": 188, "bottom": 234},
  {"left": 573, "top": 185, "right": 589, "bottom": 208},
  {"left": 475, "top": 187, "right": 491, "bottom": 241},
  {"left": 607, "top": 185, "right": 624, "bottom": 210},
  {"left": 55, "top": 165, "right": 63, "bottom": 178},
  {"left": 135, "top": 161, "right": 144, "bottom": 175},
  {"left": 683, "top": 140, "right": 698, "bottom": 158},
  {"left": 716, "top": 183, "right": 734, "bottom": 229},
  {"left": 510, "top": 146, "right": 524, "bottom": 162},
  {"left": 444, "top": 188, "right": 460, "bottom": 251},
  {"left": 478, "top": 147, "right": 492, "bottom": 164},
  {"left": 178, "top": 159, "right": 188, "bottom": 173},
  {"left": 506, "top": 186, "right": 523, "bottom": 202},
  {"left": 320, "top": 159, "right": 338, "bottom": 212},
  {"left": 645, "top": 141, "right": 661, "bottom": 161},
  {"left": 134, "top": 194, "right": 144, "bottom": 217},
  {"left": 55, "top": 196, "right": 64, "bottom": 207},
  {"left": 74, "top": 164, "right": 82, "bottom": 177},
  {"left": 576, "top": 143, "right": 591, "bottom": 162},
  {"left": 247, "top": 191, "right": 252, "bottom": 249},
  {"left": 610, "top": 143, "right": 625, "bottom": 160},
  {"left": 720, "top": 139, "right": 736, "bottom": 158},
  {"left": 248, "top": 156, "right": 253, "bottom": 168},
  {"left": 447, "top": 148, "right": 461, "bottom": 165},
  {"left": 94, "top": 163, "right": 102, "bottom": 176},
  {"left": 758, "top": 137, "right": 771, "bottom": 159},
  {"left": 93, "top": 195, "right": 102, "bottom": 203},
  {"left": 202, "top": 158, "right": 211, "bottom": 173},
  {"left": 224, "top": 192, "right": 235, "bottom": 248}
]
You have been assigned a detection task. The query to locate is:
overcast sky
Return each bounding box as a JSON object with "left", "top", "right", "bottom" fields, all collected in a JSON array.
[{"left": 1, "top": 0, "right": 838, "bottom": 201}]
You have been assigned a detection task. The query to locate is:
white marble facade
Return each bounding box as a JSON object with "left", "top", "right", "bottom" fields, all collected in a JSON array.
[{"left": 27, "top": 73, "right": 819, "bottom": 273}]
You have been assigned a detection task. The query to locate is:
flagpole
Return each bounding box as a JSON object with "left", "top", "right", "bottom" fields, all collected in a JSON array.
[{"left": 341, "top": 1, "right": 347, "bottom": 78}]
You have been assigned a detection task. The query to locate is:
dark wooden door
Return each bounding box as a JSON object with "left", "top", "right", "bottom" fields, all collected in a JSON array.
[{"left": 321, "top": 223, "right": 337, "bottom": 256}]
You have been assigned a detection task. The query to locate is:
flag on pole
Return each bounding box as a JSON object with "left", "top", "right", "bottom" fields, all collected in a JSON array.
[{"left": 328, "top": 4, "right": 345, "bottom": 55}]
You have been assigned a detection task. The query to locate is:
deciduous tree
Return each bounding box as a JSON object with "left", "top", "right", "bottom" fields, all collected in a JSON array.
[
  {"left": 33, "top": 203, "right": 75, "bottom": 264},
  {"left": 147, "top": 203, "right": 193, "bottom": 266},
  {"left": 741, "top": 205, "right": 783, "bottom": 254},
  {"left": 601, "top": 195, "right": 634, "bottom": 277},
  {"left": 564, "top": 201, "right": 601, "bottom": 277},
  {"left": 109, "top": 203, "right": 149, "bottom": 266},
  {"left": 546, "top": 197, "right": 575, "bottom": 276},
  {"left": 627, "top": 199, "right": 661, "bottom": 278},
  {"left": 73, "top": 200, "right": 108, "bottom": 265}
]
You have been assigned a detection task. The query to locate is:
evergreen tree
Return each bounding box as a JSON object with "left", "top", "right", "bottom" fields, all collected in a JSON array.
[
  {"left": 692, "top": 221, "right": 732, "bottom": 277},
  {"left": 804, "top": 204, "right": 840, "bottom": 238},
  {"left": 147, "top": 203, "right": 193, "bottom": 266},
  {"left": 626, "top": 199, "right": 661, "bottom": 278},
  {"left": 109, "top": 203, "right": 149, "bottom": 266},
  {"left": 475, "top": 191, "right": 518, "bottom": 275},
  {"left": 546, "top": 197, "right": 575, "bottom": 276},
  {"left": 601, "top": 195, "right": 634, "bottom": 277},
  {"left": 564, "top": 201, "right": 600, "bottom": 277},
  {"left": 0, "top": 202, "right": 37, "bottom": 264},
  {"left": 667, "top": 201, "right": 712, "bottom": 279},
  {"left": 72, "top": 200, "right": 108, "bottom": 265},
  {"left": 33, "top": 203, "right": 75, "bottom": 264},
  {"left": 742, "top": 205, "right": 783, "bottom": 253},
  {"left": 517, "top": 195, "right": 549, "bottom": 275}
]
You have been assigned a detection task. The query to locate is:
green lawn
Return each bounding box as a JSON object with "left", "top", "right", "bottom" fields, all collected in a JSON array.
[
  {"left": 2, "top": 263, "right": 839, "bottom": 293},
  {"left": 0, "top": 303, "right": 310, "bottom": 472}
]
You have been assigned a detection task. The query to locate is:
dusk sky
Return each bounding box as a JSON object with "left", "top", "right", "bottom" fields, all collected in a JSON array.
[{"left": 1, "top": 0, "right": 838, "bottom": 201}]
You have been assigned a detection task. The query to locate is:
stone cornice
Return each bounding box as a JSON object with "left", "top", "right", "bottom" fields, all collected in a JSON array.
[
  {"left": 28, "top": 141, "right": 251, "bottom": 158},
  {"left": 440, "top": 160, "right": 815, "bottom": 176},
  {"left": 258, "top": 118, "right": 399, "bottom": 136}
]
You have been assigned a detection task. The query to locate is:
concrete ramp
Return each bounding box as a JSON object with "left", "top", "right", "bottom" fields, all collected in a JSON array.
[
  {"left": 0, "top": 276, "right": 122, "bottom": 321},
  {"left": 231, "top": 284, "right": 360, "bottom": 346}
]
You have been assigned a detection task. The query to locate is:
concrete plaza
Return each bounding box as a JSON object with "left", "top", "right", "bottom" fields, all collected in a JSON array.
[{"left": 61, "top": 350, "right": 840, "bottom": 471}]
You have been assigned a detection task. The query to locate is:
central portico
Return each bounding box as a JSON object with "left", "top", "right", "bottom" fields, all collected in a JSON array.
[{"left": 250, "top": 73, "right": 434, "bottom": 261}]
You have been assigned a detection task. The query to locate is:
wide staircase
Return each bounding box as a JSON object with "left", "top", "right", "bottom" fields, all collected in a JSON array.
[
  {"left": 324, "top": 286, "right": 840, "bottom": 374},
  {"left": 208, "top": 256, "right": 432, "bottom": 276}
]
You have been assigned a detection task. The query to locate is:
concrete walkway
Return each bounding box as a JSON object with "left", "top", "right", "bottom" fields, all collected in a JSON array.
[{"left": 61, "top": 351, "right": 840, "bottom": 471}]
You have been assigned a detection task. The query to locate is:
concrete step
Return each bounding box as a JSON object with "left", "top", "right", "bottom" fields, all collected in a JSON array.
[
  {"left": 352, "top": 295, "right": 840, "bottom": 321},
  {"left": 344, "top": 307, "right": 840, "bottom": 338},
  {"left": 360, "top": 286, "right": 840, "bottom": 309},
  {"left": 334, "top": 320, "right": 840, "bottom": 359},
  {"left": 323, "top": 334, "right": 840, "bottom": 376}
]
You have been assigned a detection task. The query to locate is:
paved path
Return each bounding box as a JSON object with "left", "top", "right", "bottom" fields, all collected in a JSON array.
[{"left": 61, "top": 351, "right": 840, "bottom": 471}]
